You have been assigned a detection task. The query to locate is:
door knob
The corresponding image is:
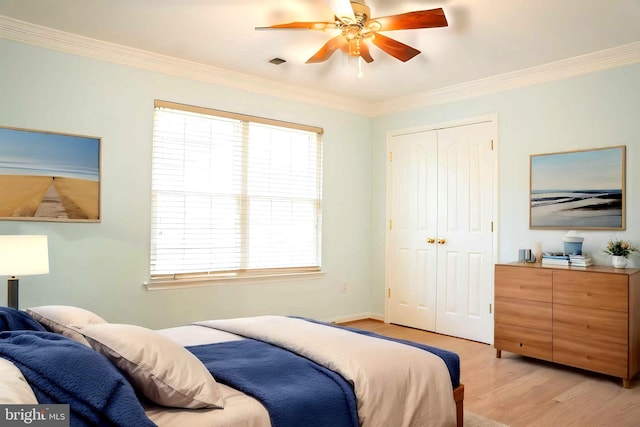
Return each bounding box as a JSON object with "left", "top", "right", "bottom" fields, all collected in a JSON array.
[
  {"left": 426, "top": 238, "right": 436, "bottom": 244},
  {"left": 438, "top": 238, "right": 446, "bottom": 244}
]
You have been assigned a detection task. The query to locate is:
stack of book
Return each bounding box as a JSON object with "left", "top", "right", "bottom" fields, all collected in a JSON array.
[
  {"left": 568, "top": 254, "right": 592, "bottom": 267},
  {"left": 541, "top": 252, "right": 593, "bottom": 267},
  {"left": 541, "top": 253, "right": 570, "bottom": 265}
]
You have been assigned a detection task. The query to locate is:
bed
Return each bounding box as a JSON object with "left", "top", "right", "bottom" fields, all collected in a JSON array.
[{"left": 0, "top": 306, "right": 464, "bottom": 427}]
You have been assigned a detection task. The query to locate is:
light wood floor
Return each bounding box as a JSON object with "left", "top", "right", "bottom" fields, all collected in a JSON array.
[{"left": 343, "top": 319, "right": 640, "bottom": 427}]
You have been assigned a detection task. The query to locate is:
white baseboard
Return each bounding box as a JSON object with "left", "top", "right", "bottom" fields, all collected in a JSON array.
[{"left": 327, "top": 312, "right": 385, "bottom": 324}]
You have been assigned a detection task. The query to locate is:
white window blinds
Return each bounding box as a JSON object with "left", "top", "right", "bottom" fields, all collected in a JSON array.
[{"left": 150, "top": 101, "right": 323, "bottom": 280}]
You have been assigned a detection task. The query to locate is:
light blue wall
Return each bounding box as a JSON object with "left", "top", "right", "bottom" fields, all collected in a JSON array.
[
  {"left": 2, "top": 38, "right": 639, "bottom": 325},
  {"left": 0, "top": 39, "right": 374, "bottom": 328},
  {"left": 371, "top": 63, "right": 640, "bottom": 313}
]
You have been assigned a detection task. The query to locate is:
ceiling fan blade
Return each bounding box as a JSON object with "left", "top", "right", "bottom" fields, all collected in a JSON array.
[
  {"left": 324, "top": 0, "right": 356, "bottom": 23},
  {"left": 359, "top": 41, "right": 374, "bottom": 63},
  {"left": 370, "top": 33, "right": 421, "bottom": 62},
  {"left": 255, "top": 21, "right": 334, "bottom": 31},
  {"left": 306, "top": 35, "right": 348, "bottom": 63},
  {"left": 370, "top": 8, "right": 448, "bottom": 31}
]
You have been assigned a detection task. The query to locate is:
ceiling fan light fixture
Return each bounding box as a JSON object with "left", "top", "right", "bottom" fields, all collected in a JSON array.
[
  {"left": 336, "top": 16, "right": 355, "bottom": 26},
  {"left": 344, "top": 27, "right": 359, "bottom": 40},
  {"left": 365, "top": 20, "right": 381, "bottom": 33},
  {"left": 348, "top": 39, "right": 361, "bottom": 56}
]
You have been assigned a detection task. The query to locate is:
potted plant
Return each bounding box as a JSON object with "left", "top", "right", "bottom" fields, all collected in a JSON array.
[{"left": 603, "top": 239, "right": 638, "bottom": 268}]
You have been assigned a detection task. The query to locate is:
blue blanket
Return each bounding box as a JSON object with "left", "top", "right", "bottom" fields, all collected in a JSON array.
[
  {"left": 0, "top": 307, "right": 47, "bottom": 332},
  {"left": 0, "top": 331, "right": 156, "bottom": 427},
  {"left": 187, "top": 339, "right": 358, "bottom": 427}
]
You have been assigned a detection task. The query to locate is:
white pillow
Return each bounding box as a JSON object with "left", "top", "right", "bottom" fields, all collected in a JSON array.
[
  {"left": 26, "top": 305, "right": 107, "bottom": 346},
  {"left": 81, "top": 323, "right": 224, "bottom": 409},
  {"left": 0, "top": 358, "right": 38, "bottom": 404}
]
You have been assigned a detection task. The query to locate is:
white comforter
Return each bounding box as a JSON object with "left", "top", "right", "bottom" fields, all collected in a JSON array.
[{"left": 195, "top": 316, "right": 456, "bottom": 427}]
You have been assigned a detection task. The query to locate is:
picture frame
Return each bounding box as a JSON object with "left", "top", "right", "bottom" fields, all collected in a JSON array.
[
  {"left": 0, "top": 126, "right": 101, "bottom": 222},
  {"left": 530, "top": 145, "right": 625, "bottom": 230}
]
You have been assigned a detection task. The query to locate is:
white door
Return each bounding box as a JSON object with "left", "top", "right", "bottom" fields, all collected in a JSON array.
[
  {"left": 386, "top": 119, "right": 495, "bottom": 344},
  {"left": 435, "top": 122, "right": 495, "bottom": 343},
  {"left": 387, "top": 131, "right": 438, "bottom": 330}
]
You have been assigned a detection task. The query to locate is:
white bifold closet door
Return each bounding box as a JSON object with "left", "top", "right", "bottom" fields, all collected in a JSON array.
[{"left": 387, "top": 120, "right": 495, "bottom": 344}]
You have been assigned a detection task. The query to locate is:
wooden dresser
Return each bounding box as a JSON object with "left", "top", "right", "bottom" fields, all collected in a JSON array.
[{"left": 494, "top": 263, "right": 640, "bottom": 388}]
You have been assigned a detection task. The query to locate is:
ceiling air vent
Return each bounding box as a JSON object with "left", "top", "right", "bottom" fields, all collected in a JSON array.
[{"left": 269, "top": 57, "right": 287, "bottom": 65}]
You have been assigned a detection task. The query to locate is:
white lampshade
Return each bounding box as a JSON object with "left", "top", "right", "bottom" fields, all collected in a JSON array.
[{"left": 0, "top": 235, "right": 49, "bottom": 277}]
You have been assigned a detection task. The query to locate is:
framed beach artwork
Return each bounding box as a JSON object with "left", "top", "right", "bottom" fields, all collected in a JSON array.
[
  {"left": 530, "top": 145, "right": 625, "bottom": 230},
  {"left": 0, "top": 126, "right": 100, "bottom": 222}
]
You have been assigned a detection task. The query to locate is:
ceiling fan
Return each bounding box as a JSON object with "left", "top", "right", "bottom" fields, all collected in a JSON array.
[{"left": 256, "top": 0, "right": 448, "bottom": 64}]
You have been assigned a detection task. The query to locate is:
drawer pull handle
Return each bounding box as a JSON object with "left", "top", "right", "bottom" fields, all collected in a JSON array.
[{"left": 519, "top": 343, "right": 523, "bottom": 347}]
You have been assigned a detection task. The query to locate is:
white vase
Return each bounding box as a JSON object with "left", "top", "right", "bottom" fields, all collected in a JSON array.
[
  {"left": 533, "top": 242, "right": 542, "bottom": 263},
  {"left": 612, "top": 256, "right": 628, "bottom": 268}
]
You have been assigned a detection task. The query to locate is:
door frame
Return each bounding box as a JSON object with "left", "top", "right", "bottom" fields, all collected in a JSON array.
[{"left": 383, "top": 114, "right": 499, "bottom": 343}]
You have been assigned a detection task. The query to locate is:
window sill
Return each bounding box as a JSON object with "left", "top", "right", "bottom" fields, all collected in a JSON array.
[{"left": 144, "top": 270, "right": 325, "bottom": 291}]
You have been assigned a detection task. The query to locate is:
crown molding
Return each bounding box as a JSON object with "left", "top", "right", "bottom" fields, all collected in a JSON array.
[
  {"left": 0, "top": 15, "right": 370, "bottom": 115},
  {"left": 1, "top": 15, "right": 639, "bottom": 118},
  {"left": 371, "top": 41, "right": 640, "bottom": 115}
]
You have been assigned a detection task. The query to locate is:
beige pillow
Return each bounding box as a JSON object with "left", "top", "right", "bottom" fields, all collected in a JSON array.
[
  {"left": 81, "top": 323, "right": 224, "bottom": 409},
  {"left": 0, "top": 358, "right": 38, "bottom": 404},
  {"left": 26, "top": 305, "right": 107, "bottom": 346}
]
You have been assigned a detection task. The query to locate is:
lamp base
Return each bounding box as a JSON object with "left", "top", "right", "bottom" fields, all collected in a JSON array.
[{"left": 7, "top": 276, "right": 19, "bottom": 309}]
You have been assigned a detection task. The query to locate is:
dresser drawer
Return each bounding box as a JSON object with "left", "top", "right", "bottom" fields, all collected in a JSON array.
[
  {"left": 553, "top": 270, "right": 628, "bottom": 312},
  {"left": 553, "top": 334, "right": 628, "bottom": 378},
  {"left": 495, "top": 297, "right": 552, "bottom": 331},
  {"left": 495, "top": 323, "right": 552, "bottom": 361},
  {"left": 553, "top": 304, "right": 627, "bottom": 346},
  {"left": 495, "top": 265, "right": 552, "bottom": 302}
]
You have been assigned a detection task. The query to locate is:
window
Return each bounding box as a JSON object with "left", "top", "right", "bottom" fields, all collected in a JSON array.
[{"left": 150, "top": 100, "right": 323, "bottom": 282}]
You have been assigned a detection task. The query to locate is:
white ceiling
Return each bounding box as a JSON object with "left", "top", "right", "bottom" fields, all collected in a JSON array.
[{"left": 1, "top": 0, "right": 639, "bottom": 105}]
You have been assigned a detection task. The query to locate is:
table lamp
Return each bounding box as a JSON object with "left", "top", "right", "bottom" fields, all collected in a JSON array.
[{"left": 0, "top": 235, "right": 49, "bottom": 309}]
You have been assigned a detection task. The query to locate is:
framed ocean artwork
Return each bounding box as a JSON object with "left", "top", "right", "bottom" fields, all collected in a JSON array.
[
  {"left": 529, "top": 146, "right": 625, "bottom": 230},
  {"left": 0, "top": 126, "right": 101, "bottom": 222}
]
